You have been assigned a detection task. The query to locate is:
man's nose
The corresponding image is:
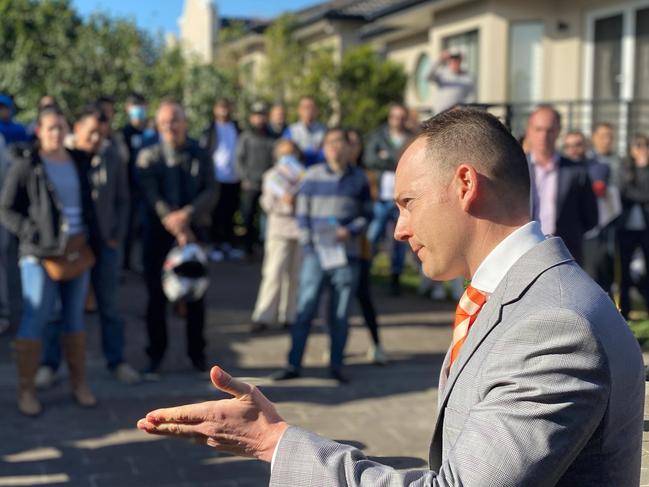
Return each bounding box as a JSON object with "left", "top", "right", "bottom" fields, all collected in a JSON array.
[{"left": 393, "top": 215, "right": 410, "bottom": 242}]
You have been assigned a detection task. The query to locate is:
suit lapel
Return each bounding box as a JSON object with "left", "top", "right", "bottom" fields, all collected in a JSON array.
[
  {"left": 428, "top": 237, "right": 574, "bottom": 471},
  {"left": 437, "top": 346, "right": 452, "bottom": 407}
]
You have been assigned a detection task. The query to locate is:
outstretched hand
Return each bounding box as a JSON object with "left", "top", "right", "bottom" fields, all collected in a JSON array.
[{"left": 136, "top": 366, "right": 289, "bottom": 462}]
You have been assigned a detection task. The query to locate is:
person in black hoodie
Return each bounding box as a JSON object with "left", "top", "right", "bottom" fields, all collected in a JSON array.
[
  {"left": 236, "top": 102, "right": 275, "bottom": 257},
  {"left": 618, "top": 134, "right": 649, "bottom": 319},
  {"left": 0, "top": 106, "right": 99, "bottom": 416}
]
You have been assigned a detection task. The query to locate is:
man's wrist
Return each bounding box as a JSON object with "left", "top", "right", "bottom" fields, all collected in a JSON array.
[
  {"left": 268, "top": 421, "right": 289, "bottom": 472},
  {"left": 263, "top": 421, "right": 290, "bottom": 464}
]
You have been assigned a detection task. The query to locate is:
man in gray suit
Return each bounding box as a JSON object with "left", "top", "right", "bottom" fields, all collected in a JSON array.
[{"left": 137, "top": 109, "right": 645, "bottom": 486}]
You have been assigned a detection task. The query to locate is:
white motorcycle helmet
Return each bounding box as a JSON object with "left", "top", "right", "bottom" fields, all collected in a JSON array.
[{"left": 162, "top": 243, "right": 209, "bottom": 303}]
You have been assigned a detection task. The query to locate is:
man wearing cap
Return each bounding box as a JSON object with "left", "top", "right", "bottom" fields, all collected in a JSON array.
[
  {"left": 235, "top": 102, "right": 276, "bottom": 257},
  {"left": 427, "top": 50, "right": 475, "bottom": 113},
  {"left": 0, "top": 94, "right": 29, "bottom": 145}
]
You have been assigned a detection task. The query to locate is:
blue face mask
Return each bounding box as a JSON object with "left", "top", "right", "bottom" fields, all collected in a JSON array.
[{"left": 128, "top": 105, "right": 146, "bottom": 122}]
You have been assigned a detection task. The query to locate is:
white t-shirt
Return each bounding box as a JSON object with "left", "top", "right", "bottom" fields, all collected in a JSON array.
[{"left": 213, "top": 122, "right": 238, "bottom": 183}]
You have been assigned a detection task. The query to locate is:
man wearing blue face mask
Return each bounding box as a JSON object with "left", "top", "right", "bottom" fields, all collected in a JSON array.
[{"left": 121, "top": 93, "right": 158, "bottom": 272}]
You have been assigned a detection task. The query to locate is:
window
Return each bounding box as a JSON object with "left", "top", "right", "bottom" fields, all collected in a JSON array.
[
  {"left": 442, "top": 29, "right": 479, "bottom": 86},
  {"left": 508, "top": 22, "right": 544, "bottom": 102},
  {"left": 634, "top": 7, "right": 649, "bottom": 100},
  {"left": 414, "top": 53, "right": 432, "bottom": 102}
]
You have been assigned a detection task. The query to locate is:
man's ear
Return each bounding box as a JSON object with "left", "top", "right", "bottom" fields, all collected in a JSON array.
[{"left": 455, "top": 163, "right": 479, "bottom": 212}]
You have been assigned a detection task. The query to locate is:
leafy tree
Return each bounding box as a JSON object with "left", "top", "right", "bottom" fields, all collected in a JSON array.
[
  {"left": 296, "top": 47, "right": 338, "bottom": 123},
  {"left": 183, "top": 62, "right": 239, "bottom": 137},
  {"left": 338, "top": 45, "right": 407, "bottom": 134},
  {"left": 0, "top": 0, "right": 81, "bottom": 121},
  {"left": 259, "top": 14, "right": 303, "bottom": 105}
]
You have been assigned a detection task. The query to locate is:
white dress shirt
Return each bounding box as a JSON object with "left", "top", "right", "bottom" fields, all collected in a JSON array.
[
  {"left": 470, "top": 221, "right": 546, "bottom": 294},
  {"left": 272, "top": 222, "right": 546, "bottom": 469}
]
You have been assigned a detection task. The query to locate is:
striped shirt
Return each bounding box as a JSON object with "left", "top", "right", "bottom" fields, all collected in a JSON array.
[{"left": 296, "top": 162, "right": 372, "bottom": 258}]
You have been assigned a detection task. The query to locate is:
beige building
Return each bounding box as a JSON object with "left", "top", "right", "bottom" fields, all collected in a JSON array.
[
  {"left": 178, "top": 0, "right": 219, "bottom": 63},
  {"left": 226, "top": 0, "right": 649, "bottom": 145}
]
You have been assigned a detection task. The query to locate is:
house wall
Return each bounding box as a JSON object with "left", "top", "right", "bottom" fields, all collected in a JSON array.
[{"left": 384, "top": 32, "right": 431, "bottom": 108}]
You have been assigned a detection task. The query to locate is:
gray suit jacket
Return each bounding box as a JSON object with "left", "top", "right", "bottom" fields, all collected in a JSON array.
[{"left": 270, "top": 237, "right": 645, "bottom": 486}]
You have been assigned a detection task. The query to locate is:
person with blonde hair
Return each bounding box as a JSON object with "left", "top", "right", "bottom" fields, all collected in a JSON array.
[{"left": 250, "top": 139, "right": 304, "bottom": 332}]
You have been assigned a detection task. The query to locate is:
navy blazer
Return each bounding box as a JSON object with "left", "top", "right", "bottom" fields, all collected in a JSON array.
[{"left": 530, "top": 156, "right": 598, "bottom": 264}]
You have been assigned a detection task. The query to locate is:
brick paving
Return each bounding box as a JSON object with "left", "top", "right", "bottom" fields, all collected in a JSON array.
[{"left": 0, "top": 259, "right": 647, "bottom": 486}]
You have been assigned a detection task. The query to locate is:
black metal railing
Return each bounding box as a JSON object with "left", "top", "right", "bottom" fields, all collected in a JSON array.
[{"left": 463, "top": 99, "right": 649, "bottom": 153}]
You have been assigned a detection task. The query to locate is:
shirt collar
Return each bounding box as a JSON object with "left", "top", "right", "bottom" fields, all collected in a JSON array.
[
  {"left": 529, "top": 152, "right": 560, "bottom": 170},
  {"left": 470, "top": 221, "right": 546, "bottom": 294},
  {"left": 324, "top": 161, "right": 351, "bottom": 176}
]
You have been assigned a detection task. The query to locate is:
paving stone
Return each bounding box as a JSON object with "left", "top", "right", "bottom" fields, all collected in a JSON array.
[{"left": 0, "top": 258, "right": 647, "bottom": 485}]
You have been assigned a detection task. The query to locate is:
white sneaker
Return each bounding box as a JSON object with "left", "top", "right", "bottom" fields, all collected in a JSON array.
[
  {"left": 113, "top": 363, "right": 141, "bottom": 385},
  {"left": 209, "top": 249, "right": 225, "bottom": 262},
  {"left": 367, "top": 344, "right": 388, "bottom": 365},
  {"left": 35, "top": 365, "right": 59, "bottom": 390}
]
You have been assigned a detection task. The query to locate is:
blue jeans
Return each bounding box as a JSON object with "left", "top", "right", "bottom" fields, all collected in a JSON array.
[
  {"left": 367, "top": 200, "right": 406, "bottom": 274},
  {"left": 43, "top": 242, "right": 124, "bottom": 370},
  {"left": 17, "top": 256, "right": 89, "bottom": 339},
  {"left": 288, "top": 252, "right": 360, "bottom": 370}
]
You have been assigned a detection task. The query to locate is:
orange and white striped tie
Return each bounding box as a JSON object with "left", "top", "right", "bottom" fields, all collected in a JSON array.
[{"left": 449, "top": 285, "right": 487, "bottom": 368}]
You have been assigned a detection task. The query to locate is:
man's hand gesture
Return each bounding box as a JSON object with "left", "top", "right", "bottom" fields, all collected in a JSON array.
[{"left": 137, "top": 366, "right": 289, "bottom": 462}]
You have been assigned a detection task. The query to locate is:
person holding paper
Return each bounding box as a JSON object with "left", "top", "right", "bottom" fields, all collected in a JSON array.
[
  {"left": 272, "top": 128, "right": 372, "bottom": 383},
  {"left": 250, "top": 140, "right": 304, "bottom": 332}
]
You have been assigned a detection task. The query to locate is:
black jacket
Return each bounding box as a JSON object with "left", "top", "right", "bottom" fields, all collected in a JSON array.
[
  {"left": 199, "top": 119, "right": 241, "bottom": 156},
  {"left": 235, "top": 128, "right": 275, "bottom": 190},
  {"left": 135, "top": 138, "right": 217, "bottom": 234},
  {"left": 0, "top": 148, "right": 98, "bottom": 258},
  {"left": 618, "top": 157, "right": 649, "bottom": 230},
  {"left": 364, "top": 125, "right": 413, "bottom": 174},
  {"left": 530, "top": 156, "right": 599, "bottom": 264}
]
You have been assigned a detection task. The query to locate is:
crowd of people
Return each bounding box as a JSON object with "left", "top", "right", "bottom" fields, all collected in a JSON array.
[{"left": 0, "top": 89, "right": 647, "bottom": 416}]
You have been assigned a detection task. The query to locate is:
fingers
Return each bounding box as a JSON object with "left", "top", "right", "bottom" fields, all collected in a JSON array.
[
  {"left": 144, "top": 403, "right": 207, "bottom": 424},
  {"left": 137, "top": 419, "right": 203, "bottom": 439},
  {"left": 210, "top": 366, "right": 253, "bottom": 398}
]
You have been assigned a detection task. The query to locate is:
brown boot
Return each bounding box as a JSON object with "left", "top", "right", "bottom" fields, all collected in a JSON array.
[
  {"left": 15, "top": 339, "right": 42, "bottom": 416},
  {"left": 62, "top": 332, "right": 97, "bottom": 407}
]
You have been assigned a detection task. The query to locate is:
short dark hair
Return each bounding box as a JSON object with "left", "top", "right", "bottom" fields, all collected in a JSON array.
[
  {"left": 323, "top": 126, "right": 348, "bottom": 143},
  {"left": 419, "top": 108, "right": 531, "bottom": 212},
  {"left": 78, "top": 104, "right": 108, "bottom": 124},
  {"left": 36, "top": 105, "right": 65, "bottom": 126},
  {"left": 126, "top": 92, "right": 145, "bottom": 105},
  {"left": 564, "top": 129, "right": 586, "bottom": 140},
  {"left": 214, "top": 98, "right": 232, "bottom": 108},
  {"left": 95, "top": 95, "right": 115, "bottom": 106},
  {"left": 593, "top": 122, "right": 614, "bottom": 132}
]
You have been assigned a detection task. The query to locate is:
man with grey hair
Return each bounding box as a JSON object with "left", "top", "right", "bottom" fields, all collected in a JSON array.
[
  {"left": 137, "top": 99, "right": 217, "bottom": 379},
  {"left": 138, "top": 109, "right": 643, "bottom": 486},
  {"left": 526, "top": 105, "right": 598, "bottom": 264}
]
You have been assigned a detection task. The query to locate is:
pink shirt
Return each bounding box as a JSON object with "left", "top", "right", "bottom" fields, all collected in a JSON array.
[{"left": 530, "top": 153, "right": 559, "bottom": 236}]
